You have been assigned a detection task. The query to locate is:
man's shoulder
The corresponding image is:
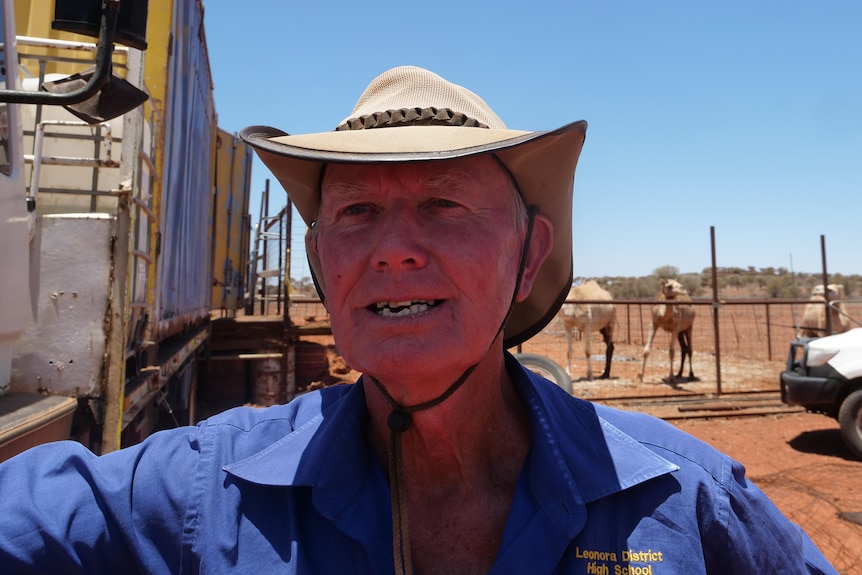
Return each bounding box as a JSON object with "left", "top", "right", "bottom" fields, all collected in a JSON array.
[
  {"left": 592, "top": 402, "right": 734, "bottom": 479},
  {"left": 203, "top": 383, "right": 356, "bottom": 432},
  {"left": 524, "top": 373, "right": 732, "bottom": 472},
  {"left": 520, "top": 369, "right": 734, "bottom": 485},
  {"left": 514, "top": 361, "right": 724, "bottom": 466}
]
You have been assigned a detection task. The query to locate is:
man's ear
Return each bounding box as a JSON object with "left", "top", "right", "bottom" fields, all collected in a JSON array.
[
  {"left": 516, "top": 212, "right": 553, "bottom": 302},
  {"left": 306, "top": 225, "right": 319, "bottom": 258},
  {"left": 305, "top": 226, "right": 329, "bottom": 310}
]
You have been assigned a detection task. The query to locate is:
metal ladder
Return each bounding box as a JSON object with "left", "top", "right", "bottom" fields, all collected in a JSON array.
[{"left": 247, "top": 179, "right": 291, "bottom": 316}]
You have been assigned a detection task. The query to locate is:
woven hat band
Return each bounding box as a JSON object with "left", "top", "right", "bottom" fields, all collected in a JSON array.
[{"left": 336, "top": 106, "right": 489, "bottom": 131}]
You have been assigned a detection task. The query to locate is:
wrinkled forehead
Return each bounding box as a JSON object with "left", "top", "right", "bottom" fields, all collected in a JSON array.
[
  {"left": 321, "top": 154, "right": 514, "bottom": 195},
  {"left": 317, "top": 156, "right": 522, "bottom": 224}
]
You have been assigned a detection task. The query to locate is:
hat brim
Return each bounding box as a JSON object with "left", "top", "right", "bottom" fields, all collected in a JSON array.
[{"left": 240, "top": 120, "right": 587, "bottom": 348}]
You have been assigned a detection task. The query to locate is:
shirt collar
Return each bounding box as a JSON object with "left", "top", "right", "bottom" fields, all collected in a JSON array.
[
  {"left": 224, "top": 354, "right": 678, "bottom": 524},
  {"left": 506, "top": 353, "right": 678, "bottom": 537},
  {"left": 509, "top": 352, "right": 678, "bottom": 502}
]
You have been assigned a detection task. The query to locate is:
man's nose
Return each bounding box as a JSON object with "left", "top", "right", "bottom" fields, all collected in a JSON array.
[{"left": 371, "top": 207, "right": 429, "bottom": 271}]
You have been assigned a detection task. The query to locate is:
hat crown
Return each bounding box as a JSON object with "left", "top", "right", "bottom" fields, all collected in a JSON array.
[
  {"left": 338, "top": 66, "right": 507, "bottom": 131},
  {"left": 240, "top": 66, "right": 587, "bottom": 348}
]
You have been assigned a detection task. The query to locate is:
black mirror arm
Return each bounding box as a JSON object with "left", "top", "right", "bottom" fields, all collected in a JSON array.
[{"left": 0, "top": 0, "right": 118, "bottom": 105}]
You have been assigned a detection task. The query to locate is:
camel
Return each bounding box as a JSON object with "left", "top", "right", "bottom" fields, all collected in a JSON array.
[
  {"left": 799, "top": 284, "right": 849, "bottom": 338},
  {"left": 636, "top": 278, "right": 696, "bottom": 384},
  {"left": 558, "top": 279, "right": 616, "bottom": 380}
]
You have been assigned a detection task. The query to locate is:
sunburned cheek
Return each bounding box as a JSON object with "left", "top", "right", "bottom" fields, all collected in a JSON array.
[
  {"left": 449, "top": 228, "right": 519, "bottom": 259},
  {"left": 317, "top": 243, "right": 352, "bottom": 284}
]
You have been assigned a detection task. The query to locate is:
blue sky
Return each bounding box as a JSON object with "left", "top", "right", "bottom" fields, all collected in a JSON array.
[{"left": 203, "top": 1, "right": 861, "bottom": 281}]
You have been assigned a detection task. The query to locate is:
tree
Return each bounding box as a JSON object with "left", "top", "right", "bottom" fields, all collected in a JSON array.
[
  {"left": 652, "top": 265, "right": 679, "bottom": 280},
  {"left": 765, "top": 275, "right": 800, "bottom": 298}
]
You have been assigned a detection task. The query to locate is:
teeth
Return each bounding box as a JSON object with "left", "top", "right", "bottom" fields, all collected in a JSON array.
[{"left": 375, "top": 300, "right": 438, "bottom": 317}]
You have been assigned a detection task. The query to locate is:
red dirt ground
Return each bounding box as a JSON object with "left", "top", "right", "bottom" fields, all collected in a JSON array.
[{"left": 670, "top": 412, "right": 862, "bottom": 573}]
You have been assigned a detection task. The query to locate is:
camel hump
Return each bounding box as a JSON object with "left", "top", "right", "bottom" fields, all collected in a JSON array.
[{"left": 567, "top": 279, "right": 614, "bottom": 301}]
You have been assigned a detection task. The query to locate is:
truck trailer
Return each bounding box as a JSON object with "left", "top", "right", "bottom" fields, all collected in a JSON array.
[{"left": 0, "top": 0, "right": 252, "bottom": 459}]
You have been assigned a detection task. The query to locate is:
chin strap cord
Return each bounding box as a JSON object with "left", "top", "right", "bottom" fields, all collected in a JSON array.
[
  {"left": 369, "top": 205, "right": 538, "bottom": 575},
  {"left": 368, "top": 364, "right": 477, "bottom": 575}
]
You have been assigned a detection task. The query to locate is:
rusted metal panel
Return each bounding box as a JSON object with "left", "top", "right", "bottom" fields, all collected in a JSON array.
[
  {"left": 0, "top": 393, "right": 78, "bottom": 463},
  {"left": 10, "top": 214, "right": 114, "bottom": 397},
  {"left": 250, "top": 357, "right": 284, "bottom": 406}
]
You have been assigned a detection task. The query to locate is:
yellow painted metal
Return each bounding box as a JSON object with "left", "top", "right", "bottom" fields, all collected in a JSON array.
[
  {"left": 140, "top": 0, "right": 173, "bottom": 338},
  {"left": 14, "top": 0, "right": 51, "bottom": 38},
  {"left": 13, "top": 0, "right": 129, "bottom": 77},
  {"left": 211, "top": 128, "right": 252, "bottom": 313}
]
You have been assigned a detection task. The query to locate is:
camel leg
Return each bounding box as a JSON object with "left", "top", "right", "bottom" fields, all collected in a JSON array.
[
  {"left": 678, "top": 329, "right": 695, "bottom": 380},
  {"left": 686, "top": 329, "right": 696, "bottom": 380},
  {"left": 675, "top": 331, "right": 686, "bottom": 380},
  {"left": 565, "top": 327, "right": 574, "bottom": 376},
  {"left": 584, "top": 320, "right": 593, "bottom": 380},
  {"left": 637, "top": 325, "right": 657, "bottom": 382},
  {"left": 599, "top": 326, "right": 613, "bottom": 379},
  {"left": 667, "top": 330, "right": 677, "bottom": 382}
]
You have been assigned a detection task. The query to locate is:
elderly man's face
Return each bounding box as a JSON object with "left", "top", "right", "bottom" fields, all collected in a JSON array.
[{"left": 311, "top": 155, "right": 545, "bottom": 389}]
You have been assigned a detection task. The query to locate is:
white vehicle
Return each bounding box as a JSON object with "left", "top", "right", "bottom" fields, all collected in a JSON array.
[{"left": 780, "top": 327, "right": 862, "bottom": 458}]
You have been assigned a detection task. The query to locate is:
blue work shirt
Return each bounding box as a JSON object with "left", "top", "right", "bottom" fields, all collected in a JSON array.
[{"left": 0, "top": 355, "right": 837, "bottom": 574}]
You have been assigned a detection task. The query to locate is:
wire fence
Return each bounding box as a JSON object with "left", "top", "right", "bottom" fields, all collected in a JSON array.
[
  {"left": 518, "top": 298, "right": 862, "bottom": 399},
  {"left": 283, "top": 296, "right": 862, "bottom": 399}
]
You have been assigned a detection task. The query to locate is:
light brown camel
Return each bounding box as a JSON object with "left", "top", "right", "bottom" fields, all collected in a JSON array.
[
  {"left": 558, "top": 279, "right": 616, "bottom": 380},
  {"left": 799, "top": 284, "right": 849, "bottom": 338},
  {"left": 636, "top": 278, "right": 696, "bottom": 383}
]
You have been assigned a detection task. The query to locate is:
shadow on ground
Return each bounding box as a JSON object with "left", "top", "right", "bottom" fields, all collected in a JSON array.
[{"left": 788, "top": 428, "right": 858, "bottom": 461}]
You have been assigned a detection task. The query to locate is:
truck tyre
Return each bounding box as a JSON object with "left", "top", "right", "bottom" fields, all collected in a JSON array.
[
  {"left": 514, "top": 353, "right": 573, "bottom": 395},
  {"left": 838, "top": 388, "right": 862, "bottom": 460}
]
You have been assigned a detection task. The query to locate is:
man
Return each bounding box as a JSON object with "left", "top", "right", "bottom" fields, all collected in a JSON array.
[{"left": 0, "top": 66, "right": 837, "bottom": 574}]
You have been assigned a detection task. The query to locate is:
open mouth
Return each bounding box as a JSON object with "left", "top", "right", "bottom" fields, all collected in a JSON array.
[{"left": 372, "top": 299, "right": 443, "bottom": 318}]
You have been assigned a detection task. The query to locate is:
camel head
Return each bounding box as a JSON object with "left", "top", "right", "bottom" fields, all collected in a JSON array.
[
  {"left": 828, "top": 284, "right": 845, "bottom": 299},
  {"left": 659, "top": 278, "right": 688, "bottom": 299},
  {"left": 810, "top": 284, "right": 845, "bottom": 300}
]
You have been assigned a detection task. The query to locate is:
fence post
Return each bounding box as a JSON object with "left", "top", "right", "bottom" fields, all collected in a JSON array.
[
  {"left": 821, "top": 235, "right": 832, "bottom": 335},
  {"left": 765, "top": 303, "right": 773, "bottom": 361},
  {"left": 711, "top": 226, "right": 722, "bottom": 395}
]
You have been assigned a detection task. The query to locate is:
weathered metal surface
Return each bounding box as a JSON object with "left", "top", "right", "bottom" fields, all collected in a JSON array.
[
  {"left": 0, "top": 15, "right": 28, "bottom": 394},
  {"left": 211, "top": 129, "right": 253, "bottom": 314},
  {"left": 210, "top": 316, "right": 287, "bottom": 353},
  {"left": 10, "top": 214, "right": 114, "bottom": 397},
  {"left": 4, "top": 0, "right": 251, "bottom": 453},
  {"left": 250, "top": 358, "right": 285, "bottom": 406},
  {"left": 0, "top": 393, "right": 78, "bottom": 463},
  {"left": 120, "top": 324, "right": 209, "bottom": 428}
]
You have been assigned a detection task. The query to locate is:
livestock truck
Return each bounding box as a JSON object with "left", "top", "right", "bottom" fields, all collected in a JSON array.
[{"left": 0, "top": 0, "right": 252, "bottom": 460}]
